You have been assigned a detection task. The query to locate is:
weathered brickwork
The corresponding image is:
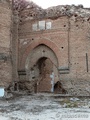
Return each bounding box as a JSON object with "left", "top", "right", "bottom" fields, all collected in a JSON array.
[
  {"left": 1, "top": 1, "right": 90, "bottom": 96},
  {"left": 18, "top": 4, "right": 90, "bottom": 95},
  {"left": 0, "top": 1, "right": 12, "bottom": 87}
]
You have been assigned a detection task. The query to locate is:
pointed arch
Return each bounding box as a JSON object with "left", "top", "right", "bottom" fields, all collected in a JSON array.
[
  {"left": 25, "top": 44, "right": 58, "bottom": 70},
  {"left": 20, "top": 38, "right": 61, "bottom": 69}
]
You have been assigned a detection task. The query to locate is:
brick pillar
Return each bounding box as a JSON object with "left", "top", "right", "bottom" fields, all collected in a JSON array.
[
  {"left": 0, "top": 1, "right": 12, "bottom": 87},
  {"left": 12, "top": 9, "right": 19, "bottom": 84}
]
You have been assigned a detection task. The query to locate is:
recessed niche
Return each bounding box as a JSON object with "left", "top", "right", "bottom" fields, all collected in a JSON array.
[{"left": 39, "top": 21, "right": 45, "bottom": 30}]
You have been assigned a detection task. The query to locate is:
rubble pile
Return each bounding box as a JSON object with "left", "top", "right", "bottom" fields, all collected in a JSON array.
[
  {"left": 18, "top": 2, "right": 90, "bottom": 22},
  {"left": 46, "top": 5, "right": 90, "bottom": 18}
]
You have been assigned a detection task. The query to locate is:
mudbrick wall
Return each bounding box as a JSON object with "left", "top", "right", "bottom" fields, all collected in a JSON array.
[{"left": 0, "top": 1, "right": 12, "bottom": 87}]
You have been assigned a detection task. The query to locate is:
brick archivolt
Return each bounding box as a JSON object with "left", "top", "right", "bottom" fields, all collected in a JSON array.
[{"left": 19, "top": 38, "right": 61, "bottom": 69}]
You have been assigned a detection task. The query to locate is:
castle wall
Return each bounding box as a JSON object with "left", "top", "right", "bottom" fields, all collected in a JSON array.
[
  {"left": 60, "top": 17, "right": 90, "bottom": 95},
  {"left": 0, "top": 1, "right": 12, "bottom": 87},
  {"left": 1, "top": 1, "right": 90, "bottom": 95},
  {"left": 18, "top": 12, "right": 90, "bottom": 95}
]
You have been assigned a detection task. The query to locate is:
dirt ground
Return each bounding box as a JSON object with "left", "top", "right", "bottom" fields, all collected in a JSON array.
[{"left": 0, "top": 93, "right": 90, "bottom": 120}]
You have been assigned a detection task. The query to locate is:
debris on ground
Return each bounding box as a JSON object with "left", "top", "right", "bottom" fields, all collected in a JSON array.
[{"left": 0, "top": 93, "right": 90, "bottom": 120}]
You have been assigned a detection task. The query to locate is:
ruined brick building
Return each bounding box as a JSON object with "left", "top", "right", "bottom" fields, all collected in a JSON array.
[{"left": 1, "top": 0, "right": 90, "bottom": 96}]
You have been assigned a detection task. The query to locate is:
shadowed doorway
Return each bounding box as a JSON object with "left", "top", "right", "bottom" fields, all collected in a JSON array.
[
  {"left": 25, "top": 44, "right": 59, "bottom": 93},
  {"left": 36, "top": 57, "right": 54, "bottom": 92}
]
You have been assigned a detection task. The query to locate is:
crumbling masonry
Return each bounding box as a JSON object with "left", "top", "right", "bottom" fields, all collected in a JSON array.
[{"left": 1, "top": 0, "right": 90, "bottom": 96}]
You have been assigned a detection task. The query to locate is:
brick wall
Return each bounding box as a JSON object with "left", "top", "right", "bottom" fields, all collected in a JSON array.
[
  {"left": 0, "top": 1, "right": 12, "bottom": 87},
  {"left": 15, "top": 3, "right": 90, "bottom": 95},
  {"left": 1, "top": 1, "right": 90, "bottom": 95},
  {"left": 18, "top": 15, "right": 90, "bottom": 95}
]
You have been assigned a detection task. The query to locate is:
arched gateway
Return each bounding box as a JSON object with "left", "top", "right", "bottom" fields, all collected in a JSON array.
[
  {"left": 25, "top": 44, "right": 59, "bottom": 92},
  {"left": 19, "top": 38, "right": 61, "bottom": 93}
]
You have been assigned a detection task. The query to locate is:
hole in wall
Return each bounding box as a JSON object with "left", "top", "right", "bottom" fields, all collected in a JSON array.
[
  {"left": 32, "top": 38, "right": 34, "bottom": 40},
  {"left": 31, "top": 68, "right": 34, "bottom": 70},
  {"left": 14, "top": 83, "right": 18, "bottom": 91},
  {"left": 54, "top": 81, "right": 67, "bottom": 94},
  {"left": 43, "top": 50, "right": 45, "bottom": 52},
  {"left": 76, "top": 25, "right": 78, "bottom": 27},
  {"left": 32, "top": 77, "right": 35, "bottom": 79},
  {"left": 87, "top": 18, "right": 90, "bottom": 21},
  {"left": 61, "top": 47, "right": 64, "bottom": 49},
  {"left": 64, "top": 25, "right": 66, "bottom": 27},
  {"left": 20, "top": 20, "right": 22, "bottom": 23},
  {"left": 74, "top": 14, "right": 78, "bottom": 17}
]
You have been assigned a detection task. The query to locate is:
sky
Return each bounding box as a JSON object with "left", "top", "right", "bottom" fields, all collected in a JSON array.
[{"left": 27, "top": 0, "right": 90, "bottom": 9}]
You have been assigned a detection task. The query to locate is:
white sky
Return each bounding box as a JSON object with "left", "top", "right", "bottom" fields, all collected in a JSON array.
[{"left": 27, "top": 0, "right": 90, "bottom": 9}]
